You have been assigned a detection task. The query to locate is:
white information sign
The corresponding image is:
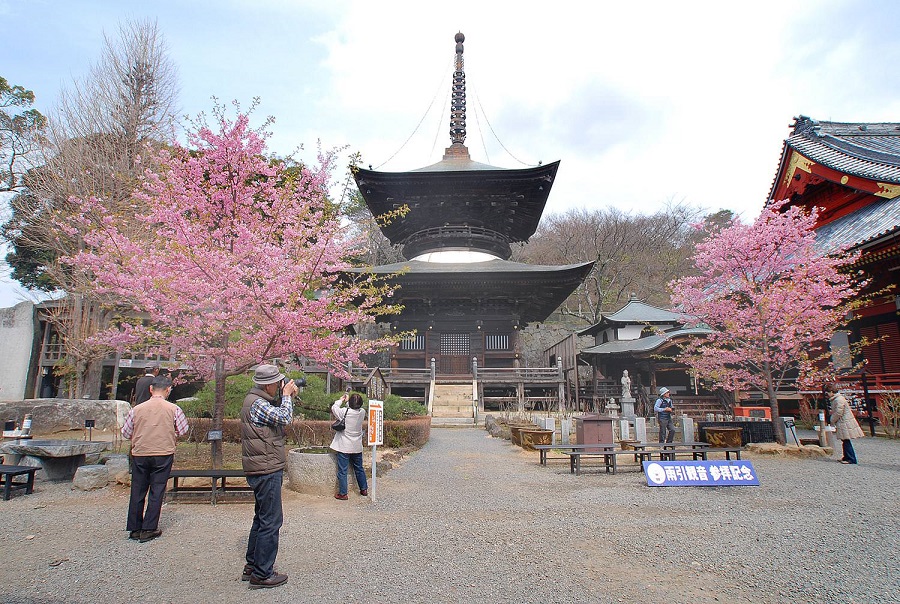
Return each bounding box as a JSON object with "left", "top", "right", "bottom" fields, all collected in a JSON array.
[{"left": 368, "top": 400, "right": 384, "bottom": 446}]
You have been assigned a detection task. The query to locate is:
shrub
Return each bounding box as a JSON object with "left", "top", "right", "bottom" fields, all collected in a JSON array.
[
  {"left": 383, "top": 394, "right": 427, "bottom": 420},
  {"left": 384, "top": 417, "right": 431, "bottom": 448},
  {"left": 877, "top": 393, "right": 900, "bottom": 438},
  {"left": 184, "top": 418, "right": 242, "bottom": 442}
]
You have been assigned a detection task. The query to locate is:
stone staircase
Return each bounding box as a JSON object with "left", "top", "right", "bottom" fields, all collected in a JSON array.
[{"left": 430, "top": 383, "right": 475, "bottom": 427}]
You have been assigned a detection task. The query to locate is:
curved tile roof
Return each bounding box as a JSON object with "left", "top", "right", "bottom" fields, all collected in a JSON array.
[
  {"left": 814, "top": 193, "right": 900, "bottom": 254},
  {"left": 579, "top": 327, "right": 714, "bottom": 356},
  {"left": 786, "top": 117, "right": 900, "bottom": 183}
]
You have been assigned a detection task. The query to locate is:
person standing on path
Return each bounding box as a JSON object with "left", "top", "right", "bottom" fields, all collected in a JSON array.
[
  {"left": 330, "top": 391, "right": 369, "bottom": 500},
  {"left": 121, "top": 374, "right": 188, "bottom": 543},
  {"left": 240, "top": 364, "right": 298, "bottom": 590},
  {"left": 132, "top": 365, "right": 160, "bottom": 405},
  {"left": 654, "top": 387, "right": 676, "bottom": 443},
  {"left": 827, "top": 382, "right": 865, "bottom": 464}
]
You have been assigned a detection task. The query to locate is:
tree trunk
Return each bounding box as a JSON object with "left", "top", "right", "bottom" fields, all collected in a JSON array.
[
  {"left": 763, "top": 361, "right": 786, "bottom": 444},
  {"left": 211, "top": 356, "right": 226, "bottom": 469}
]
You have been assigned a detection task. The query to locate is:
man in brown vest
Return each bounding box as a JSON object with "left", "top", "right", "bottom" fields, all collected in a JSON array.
[
  {"left": 121, "top": 374, "right": 188, "bottom": 542},
  {"left": 240, "top": 364, "right": 298, "bottom": 589}
]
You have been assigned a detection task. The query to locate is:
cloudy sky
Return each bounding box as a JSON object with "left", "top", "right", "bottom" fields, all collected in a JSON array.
[{"left": 2, "top": 0, "right": 899, "bottom": 306}]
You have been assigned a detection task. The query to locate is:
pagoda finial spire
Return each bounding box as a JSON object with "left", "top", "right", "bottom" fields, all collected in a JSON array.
[{"left": 449, "top": 32, "right": 467, "bottom": 146}]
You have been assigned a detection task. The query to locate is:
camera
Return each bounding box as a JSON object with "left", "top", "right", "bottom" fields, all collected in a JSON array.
[{"left": 282, "top": 377, "right": 306, "bottom": 389}]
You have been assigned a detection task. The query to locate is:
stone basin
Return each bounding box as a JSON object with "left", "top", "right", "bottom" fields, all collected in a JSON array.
[{"left": 0, "top": 440, "right": 110, "bottom": 482}]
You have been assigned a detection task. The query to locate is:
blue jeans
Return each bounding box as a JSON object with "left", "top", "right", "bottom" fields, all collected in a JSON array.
[
  {"left": 841, "top": 439, "right": 858, "bottom": 464},
  {"left": 127, "top": 454, "right": 174, "bottom": 531},
  {"left": 336, "top": 451, "right": 368, "bottom": 495},
  {"left": 245, "top": 470, "right": 284, "bottom": 580}
]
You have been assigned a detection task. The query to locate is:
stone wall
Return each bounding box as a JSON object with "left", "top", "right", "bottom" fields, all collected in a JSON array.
[
  {"left": 0, "top": 301, "right": 38, "bottom": 400},
  {"left": 0, "top": 399, "right": 127, "bottom": 434}
]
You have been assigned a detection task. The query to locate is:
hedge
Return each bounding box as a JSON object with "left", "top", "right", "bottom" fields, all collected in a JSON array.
[{"left": 185, "top": 416, "right": 431, "bottom": 450}]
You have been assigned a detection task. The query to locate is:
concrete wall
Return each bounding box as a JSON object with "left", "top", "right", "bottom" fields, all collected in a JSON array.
[{"left": 0, "top": 301, "right": 37, "bottom": 400}]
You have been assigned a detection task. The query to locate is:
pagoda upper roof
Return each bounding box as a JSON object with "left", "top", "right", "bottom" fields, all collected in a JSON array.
[
  {"left": 579, "top": 327, "right": 713, "bottom": 357},
  {"left": 354, "top": 159, "right": 560, "bottom": 248},
  {"left": 348, "top": 258, "right": 593, "bottom": 323}
]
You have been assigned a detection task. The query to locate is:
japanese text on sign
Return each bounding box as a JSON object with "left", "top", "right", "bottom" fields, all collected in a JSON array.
[
  {"left": 367, "top": 400, "right": 383, "bottom": 447},
  {"left": 643, "top": 460, "right": 760, "bottom": 487}
]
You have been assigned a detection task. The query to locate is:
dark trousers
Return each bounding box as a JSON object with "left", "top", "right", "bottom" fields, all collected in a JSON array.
[
  {"left": 127, "top": 454, "right": 174, "bottom": 531},
  {"left": 658, "top": 416, "right": 676, "bottom": 443},
  {"left": 841, "top": 439, "right": 858, "bottom": 464},
  {"left": 245, "top": 470, "right": 284, "bottom": 580}
]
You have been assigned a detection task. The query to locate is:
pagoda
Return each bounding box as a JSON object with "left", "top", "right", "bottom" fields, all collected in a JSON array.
[{"left": 353, "top": 33, "right": 593, "bottom": 396}]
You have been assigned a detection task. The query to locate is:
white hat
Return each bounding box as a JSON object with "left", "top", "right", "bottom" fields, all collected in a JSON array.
[{"left": 659, "top": 387, "right": 670, "bottom": 396}]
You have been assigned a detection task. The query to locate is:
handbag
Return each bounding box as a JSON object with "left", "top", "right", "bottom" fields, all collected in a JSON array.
[{"left": 331, "top": 407, "right": 349, "bottom": 431}]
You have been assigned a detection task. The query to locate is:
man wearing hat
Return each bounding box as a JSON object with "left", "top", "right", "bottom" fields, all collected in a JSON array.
[
  {"left": 240, "top": 364, "right": 299, "bottom": 589},
  {"left": 654, "top": 387, "right": 676, "bottom": 443}
]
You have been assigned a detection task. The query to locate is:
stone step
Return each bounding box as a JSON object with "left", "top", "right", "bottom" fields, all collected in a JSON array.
[
  {"left": 431, "top": 417, "right": 475, "bottom": 427},
  {"left": 432, "top": 407, "right": 473, "bottom": 418}
]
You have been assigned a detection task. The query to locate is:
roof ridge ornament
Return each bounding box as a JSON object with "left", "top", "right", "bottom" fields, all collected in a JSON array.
[{"left": 449, "top": 32, "right": 467, "bottom": 148}]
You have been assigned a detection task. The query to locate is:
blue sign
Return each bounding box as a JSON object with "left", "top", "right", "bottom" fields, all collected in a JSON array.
[{"left": 643, "top": 460, "right": 760, "bottom": 487}]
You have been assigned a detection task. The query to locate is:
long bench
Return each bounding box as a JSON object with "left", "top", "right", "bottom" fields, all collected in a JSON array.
[
  {"left": 167, "top": 469, "right": 252, "bottom": 505},
  {"left": 0, "top": 464, "right": 39, "bottom": 500},
  {"left": 533, "top": 444, "right": 622, "bottom": 466}
]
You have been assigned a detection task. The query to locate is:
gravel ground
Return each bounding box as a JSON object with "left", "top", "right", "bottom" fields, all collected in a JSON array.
[{"left": 1, "top": 428, "right": 897, "bottom": 604}]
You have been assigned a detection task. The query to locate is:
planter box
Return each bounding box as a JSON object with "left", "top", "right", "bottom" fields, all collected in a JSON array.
[
  {"left": 519, "top": 429, "right": 553, "bottom": 451},
  {"left": 509, "top": 424, "right": 536, "bottom": 446},
  {"left": 703, "top": 427, "right": 744, "bottom": 448}
]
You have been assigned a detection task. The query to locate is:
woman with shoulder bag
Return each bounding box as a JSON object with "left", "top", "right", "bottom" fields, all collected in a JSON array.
[{"left": 329, "top": 392, "right": 369, "bottom": 499}]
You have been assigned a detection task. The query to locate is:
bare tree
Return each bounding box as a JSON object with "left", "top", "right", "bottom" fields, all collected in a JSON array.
[
  {"left": 515, "top": 202, "right": 704, "bottom": 326},
  {"left": 1, "top": 18, "right": 179, "bottom": 398}
]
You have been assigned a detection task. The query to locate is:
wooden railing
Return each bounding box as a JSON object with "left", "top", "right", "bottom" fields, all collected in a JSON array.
[
  {"left": 835, "top": 372, "right": 900, "bottom": 393},
  {"left": 476, "top": 367, "right": 561, "bottom": 382}
]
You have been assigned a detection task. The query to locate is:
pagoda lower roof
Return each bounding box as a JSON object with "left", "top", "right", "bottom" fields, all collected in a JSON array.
[
  {"left": 348, "top": 258, "right": 593, "bottom": 323},
  {"left": 353, "top": 161, "right": 560, "bottom": 246}
]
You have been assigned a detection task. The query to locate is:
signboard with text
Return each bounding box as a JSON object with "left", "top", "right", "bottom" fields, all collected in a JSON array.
[
  {"left": 643, "top": 460, "right": 760, "bottom": 487},
  {"left": 367, "top": 400, "right": 383, "bottom": 447}
]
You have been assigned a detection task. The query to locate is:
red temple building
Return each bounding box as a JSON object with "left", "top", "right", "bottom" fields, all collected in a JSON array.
[{"left": 769, "top": 116, "right": 900, "bottom": 416}]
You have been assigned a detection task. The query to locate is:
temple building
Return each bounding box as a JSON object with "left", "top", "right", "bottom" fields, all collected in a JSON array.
[
  {"left": 573, "top": 294, "right": 719, "bottom": 418},
  {"left": 768, "top": 116, "right": 900, "bottom": 414},
  {"left": 351, "top": 33, "right": 593, "bottom": 420}
]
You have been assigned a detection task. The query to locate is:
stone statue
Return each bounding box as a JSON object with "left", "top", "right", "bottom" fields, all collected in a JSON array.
[{"left": 621, "top": 370, "right": 631, "bottom": 399}]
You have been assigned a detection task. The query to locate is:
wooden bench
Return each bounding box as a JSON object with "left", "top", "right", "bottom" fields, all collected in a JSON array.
[
  {"left": 533, "top": 444, "right": 622, "bottom": 466},
  {"left": 0, "top": 464, "right": 39, "bottom": 500},
  {"left": 564, "top": 448, "right": 650, "bottom": 475},
  {"left": 167, "top": 469, "right": 252, "bottom": 505},
  {"left": 697, "top": 446, "right": 743, "bottom": 460}
]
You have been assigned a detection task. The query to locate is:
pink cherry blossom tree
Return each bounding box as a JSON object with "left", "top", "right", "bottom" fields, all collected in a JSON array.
[
  {"left": 67, "top": 103, "right": 399, "bottom": 466},
  {"left": 670, "top": 201, "right": 864, "bottom": 443}
]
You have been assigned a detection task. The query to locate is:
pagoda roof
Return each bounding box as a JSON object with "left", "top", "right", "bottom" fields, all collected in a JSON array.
[
  {"left": 348, "top": 258, "right": 593, "bottom": 323},
  {"left": 577, "top": 295, "right": 690, "bottom": 336},
  {"left": 579, "top": 327, "right": 713, "bottom": 357},
  {"left": 354, "top": 160, "right": 560, "bottom": 247}
]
